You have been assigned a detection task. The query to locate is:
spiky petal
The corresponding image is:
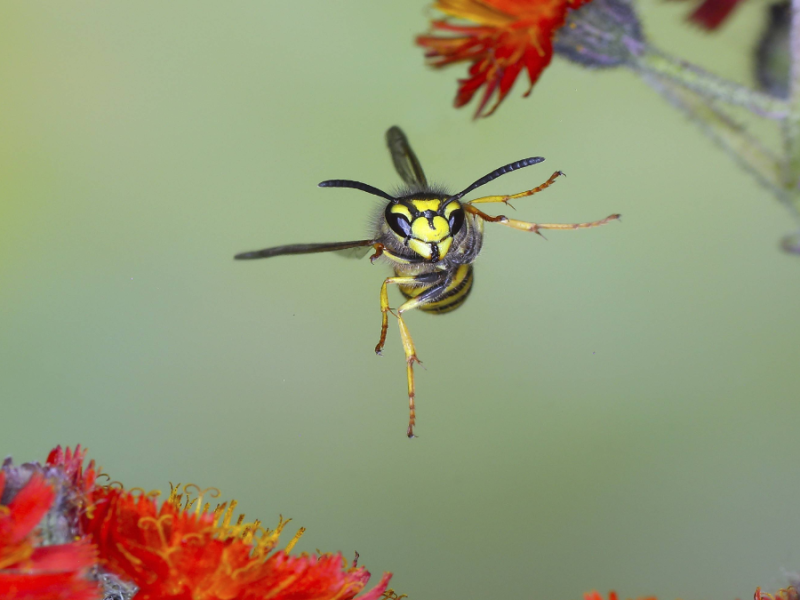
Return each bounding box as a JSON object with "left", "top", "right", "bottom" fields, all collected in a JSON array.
[{"left": 417, "top": 0, "right": 592, "bottom": 117}]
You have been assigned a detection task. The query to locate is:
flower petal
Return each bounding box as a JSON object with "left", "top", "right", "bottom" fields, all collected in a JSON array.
[
  {"left": 3, "top": 475, "right": 54, "bottom": 546},
  {"left": 0, "top": 572, "right": 100, "bottom": 600},
  {"left": 688, "top": 0, "right": 744, "bottom": 29}
]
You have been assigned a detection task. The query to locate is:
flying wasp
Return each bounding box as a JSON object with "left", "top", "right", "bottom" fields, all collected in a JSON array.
[{"left": 235, "top": 127, "right": 620, "bottom": 438}]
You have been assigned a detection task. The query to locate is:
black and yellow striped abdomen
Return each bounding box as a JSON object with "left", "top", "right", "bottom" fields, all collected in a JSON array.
[{"left": 399, "top": 264, "right": 474, "bottom": 314}]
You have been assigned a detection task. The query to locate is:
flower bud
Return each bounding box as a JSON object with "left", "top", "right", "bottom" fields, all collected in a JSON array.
[
  {"left": 755, "top": 0, "right": 790, "bottom": 99},
  {"left": 554, "top": 0, "right": 646, "bottom": 68},
  {"left": 781, "top": 232, "right": 800, "bottom": 255}
]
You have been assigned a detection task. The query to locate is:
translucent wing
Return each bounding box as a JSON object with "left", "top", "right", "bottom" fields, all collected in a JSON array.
[
  {"left": 386, "top": 126, "right": 427, "bottom": 188},
  {"left": 333, "top": 245, "right": 374, "bottom": 259},
  {"left": 235, "top": 240, "right": 376, "bottom": 260}
]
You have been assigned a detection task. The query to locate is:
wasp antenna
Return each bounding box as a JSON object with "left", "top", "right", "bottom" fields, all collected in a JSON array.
[
  {"left": 446, "top": 157, "right": 545, "bottom": 204},
  {"left": 319, "top": 179, "right": 396, "bottom": 202}
]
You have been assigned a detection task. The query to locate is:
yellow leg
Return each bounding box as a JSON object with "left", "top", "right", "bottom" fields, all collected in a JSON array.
[
  {"left": 467, "top": 170, "right": 564, "bottom": 208},
  {"left": 375, "top": 275, "right": 447, "bottom": 438},
  {"left": 375, "top": 276, "right": 419, "bottom": 355},
  {"left": 502, "top": 213, "right": 621, "bottom": 234},
  {"left": 396, "top": 313, "right": 421, "bottom": 438},
  {"left": 393, "top": 288, "right": 452, "bottom": 438},
  {"left": 464, "top": 204, "right": 620, "bottom": 237}
]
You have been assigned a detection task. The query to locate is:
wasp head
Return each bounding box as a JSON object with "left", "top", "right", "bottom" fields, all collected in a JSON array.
[{"left": 384, "top": 195, "right": 465, "bottom": 262}]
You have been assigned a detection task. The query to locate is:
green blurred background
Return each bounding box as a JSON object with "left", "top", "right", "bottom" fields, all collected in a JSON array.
[{"left": 2, "top": 2, "right": 799, "bottom": 599}]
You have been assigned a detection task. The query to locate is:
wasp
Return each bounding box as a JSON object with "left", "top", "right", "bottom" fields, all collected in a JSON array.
[{"left": 236, "top": 127, "right": 620, "bottom": 438}]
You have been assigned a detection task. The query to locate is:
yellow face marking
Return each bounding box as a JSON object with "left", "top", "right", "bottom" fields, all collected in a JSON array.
[
  {"left": 443, "top": 201, "right": 461, "bottom": 218},
  {"left": 410, "top": 215, "right": 449, "bottom": 243},
  {"left": 408, "top": 199, "right": 442, "bottom": 213},
  {"left": 390, "top": 205, "right": 413, "bottom": 221},
  {"left": 437, "top": 236, "right": 453, "bottom": 259},
  {"left": 407, "top": 238, "right": 433, "bottom": 260}
]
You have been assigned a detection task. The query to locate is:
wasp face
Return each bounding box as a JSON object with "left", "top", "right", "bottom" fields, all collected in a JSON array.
[{"left": 384, "top": 197, "right": 466, "bottom": 262}]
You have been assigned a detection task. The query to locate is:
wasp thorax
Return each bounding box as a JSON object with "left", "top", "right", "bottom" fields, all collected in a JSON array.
[{"left": 384, "top": 198, "right": 465, "bottom": 262}]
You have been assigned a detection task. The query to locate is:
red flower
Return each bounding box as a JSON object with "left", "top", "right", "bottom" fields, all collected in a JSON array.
[
  {"left": 584, "top": 592, "right": 658, "bottom": 600},
  {"left": 755, "top": 587, "right": 799, "bottom": 600},
  {"left": 0, "top": 471, "right": 99, "bottom": 600},
  {"left": 417, "top": 0, "right": 592, "bottom": 117},
  {"left": 83, "top": 485, "right": 391, "bottom": 600},
  {"left": 681, "top": 0, "right": 745, "bottom": 29}
]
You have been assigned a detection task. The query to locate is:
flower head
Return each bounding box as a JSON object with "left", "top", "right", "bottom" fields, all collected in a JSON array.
[
  {"left": 755, "top": 0, "right": 789, "bottom": 99},
  {"left": 755, "top": 587, "right": 799, "bottom": 600},
  {"left": 417, "top": 0, "right": 593, "bottom": 117},
  {"left": 0, "top": 471, "right": 99, "bottom": 600},
  {"left": 83, "top": 483, "right": 391, "bottom": 600},
  {"left": 584, "top": 592, "right": 658, "bottom": 600}
]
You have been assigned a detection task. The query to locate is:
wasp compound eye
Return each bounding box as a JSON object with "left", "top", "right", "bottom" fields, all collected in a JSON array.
[
  {"left": 448, "top": 208, "right": 465, "bottom": 236},
  {"left": 385, "top": 207, "right": 412, "bottom": 238}
]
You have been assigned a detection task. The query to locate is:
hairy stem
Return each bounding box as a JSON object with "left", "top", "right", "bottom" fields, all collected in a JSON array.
[{"left": 635, "top": 47, "right": 790, "bottom": 120}]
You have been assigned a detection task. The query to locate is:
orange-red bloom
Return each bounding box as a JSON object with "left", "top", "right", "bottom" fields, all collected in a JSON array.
[
  {"left": 83, "top": 485, "right": 391, "bottom": 600},
  {"left": 417, "top": 0, "right": 592, "bottom": 117},
  {"left": 584, "top": 592, "right": 658, "bottom": 600},
  {"left": 45, "top": 445, "right": 97, "bottom": 498},
  {"left": 0, "top": 471, "right": 99, "bottom": 600},
  {"left": 755, "top": 587, "right": 799, "bottom": 600}
]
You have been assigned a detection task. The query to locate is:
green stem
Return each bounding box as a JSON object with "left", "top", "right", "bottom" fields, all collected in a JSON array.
[{"left": 635, "top": 47, "right": 790, "bottom": 120}]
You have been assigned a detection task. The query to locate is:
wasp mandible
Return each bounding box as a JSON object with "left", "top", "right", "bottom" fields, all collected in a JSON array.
[{"left": 236, "top": 127, "right": 620, "bottom": 438}]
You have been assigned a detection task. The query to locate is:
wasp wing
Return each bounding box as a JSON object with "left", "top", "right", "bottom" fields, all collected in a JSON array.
[
  {"left": 235, "top": 239, "right": 376, "bottom": 260},
  {"left": 386, "top": 126, "right": 427, "bottom": 188},
  {"left": 333, "top": 245, "right": 374, "bottom": 259}
]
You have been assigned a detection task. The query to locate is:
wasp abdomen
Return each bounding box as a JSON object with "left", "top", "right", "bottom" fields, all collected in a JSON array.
[{"left": 399, "top": 264, "right": 474, "bottom": 314}]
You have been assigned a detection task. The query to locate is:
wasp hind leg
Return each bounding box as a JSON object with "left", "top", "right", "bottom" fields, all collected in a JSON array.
[
  {"left": 464, "top": 204, "right": 620, "bottom": 237},
  {"left": 375, "top": 273, "right": 449, "bottom": 438}
]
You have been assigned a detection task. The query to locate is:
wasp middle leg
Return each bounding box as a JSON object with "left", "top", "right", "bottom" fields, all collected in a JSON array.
[{"left": 467, "top": 170, "right": 565, "bottom": 208}]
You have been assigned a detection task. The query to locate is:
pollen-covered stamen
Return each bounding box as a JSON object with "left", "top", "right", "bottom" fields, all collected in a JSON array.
[
  {"left": 284, "top": 526, "right": 306, "bottom": 553},
  {"left": 381, "top": 591, "right": 409, "bottom": 600}
]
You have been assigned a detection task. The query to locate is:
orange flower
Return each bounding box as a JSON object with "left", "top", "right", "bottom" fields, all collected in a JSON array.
[
  {"left": 0, "top": 471, "right": 99, "bottom": 600},
  {"left": 417, "top": 0, "right": 592, "bottom": 117},
  {"left": 83, "top": 484, "right": 391, "bottom": 600}
]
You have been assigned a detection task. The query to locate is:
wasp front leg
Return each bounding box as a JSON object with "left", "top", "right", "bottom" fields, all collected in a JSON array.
[{"left": 375, "top": 272, "right": 441, "bottom": 356}]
